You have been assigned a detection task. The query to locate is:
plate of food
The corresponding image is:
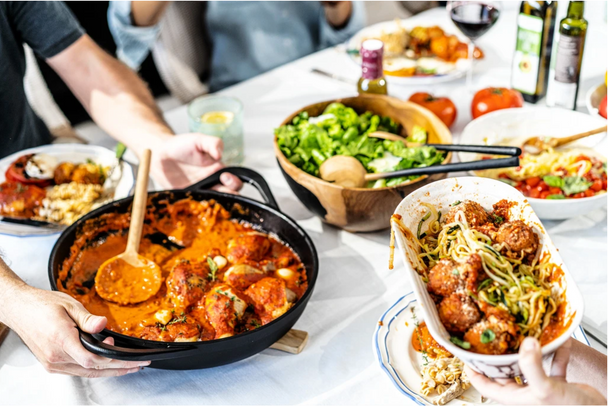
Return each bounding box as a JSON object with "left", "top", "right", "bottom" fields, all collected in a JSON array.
[
  {"left": 346, "top": 20, "right": 483, "bottom": 85},
  {"left": 0, "top": 144, "right": 134, "bottom": 236},
  {"left": 374, "top": 292, "right": 590, "bottom": 405},
  {"left": 389, "top": 177, "right": 584, "bottom": 379},
  {"left": 459, "top": 107, "right": 607, "bottom": 220}
]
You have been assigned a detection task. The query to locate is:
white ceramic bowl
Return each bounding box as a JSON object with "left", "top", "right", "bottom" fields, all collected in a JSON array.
[
  {"left": 391, "top": 177, "right": 584, "bottom": 379},
  {"left": 585, "top": 84, "right": 607, "bottom": 119},
  {"left": 459, "top": 107, "right": 607, "bottom": 220}
]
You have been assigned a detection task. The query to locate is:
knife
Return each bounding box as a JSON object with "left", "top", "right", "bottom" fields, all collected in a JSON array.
[
  {"left": 311, "top": 68, "right": 357, "bottom": 86},
  {"left": 0, "top": 216, "right": 65, "bottom": 229}
]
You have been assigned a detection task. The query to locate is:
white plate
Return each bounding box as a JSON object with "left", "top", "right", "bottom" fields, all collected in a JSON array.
[
  {"left": 346, "top": 19, "right": 471, "bottom": 85},
  {"left": 374, "top": 292, "right": 590, "bottom": 405},
  {"left": 0, "top": 144, "right": 134, "bottom": 237},
  {"left": 391, "top": 177, "right": 584, "bottom": 378},
  {"left": 459, "top": 107, "right": 607, "bottom": 220}
]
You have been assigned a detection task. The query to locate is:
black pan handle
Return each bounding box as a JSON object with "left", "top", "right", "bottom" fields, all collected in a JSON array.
[
  {"left": 427, "top": 144, "right": 522, "bottom": 156},
  {"left": 184, "top": 167, "right": 279, "bottom": 211},
  {"left": 369, "top": 156, "right": 520, "bottom": 181},
  {"left": 79, "top": 330, "right": 196, "bottom": 362}
]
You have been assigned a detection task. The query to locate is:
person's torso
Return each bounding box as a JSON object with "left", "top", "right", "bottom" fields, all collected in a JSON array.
[
  {"left": 0, "top": 3, "right": 52, "bottom": 159},
  {"left": 206, "top": 1, "right": 322, "bottom": 90}
]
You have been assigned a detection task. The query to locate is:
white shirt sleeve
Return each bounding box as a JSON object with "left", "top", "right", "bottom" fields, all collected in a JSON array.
[{"left": 107, "top": 1, "right": 160, "bottom": 69}]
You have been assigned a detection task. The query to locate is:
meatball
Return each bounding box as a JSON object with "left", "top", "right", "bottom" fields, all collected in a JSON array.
[
  {"left": 495, "top": 220, "right": 539, "bottom": 263},
  {"left": 438, "top": 293, "right": 481, "bottom": 334},
  {"left": 224, "top": 264, "right": 267, "bottom": 291},
  {"left": 53, "top": 162, "right": 76, "bottom": 185},
  {"left": 427, "top": 254, "right": 484, "bottom": 297},
  {"left": 464, "top": 314, "right": 520, "bottom": 355},
  {"left": 205, "top": 284, "right": 249, "bottom": 339},
  {"left": 71, "top": 163, "right": 105, "bottom": 185},
  {"left": 427, "top": 259, "right": 462, "bottom": 297},
  {"left": 226, "top": 233, "right": 271, "bottom": 264},
  {"left": 245, "top": 277, "right": 296, "bottom": 324},
  {"left": 140, "top": 320, "right": 200, "bottom": 342},
  {"left": 442, "top": 200, "right": 490, "bottom": 228},
  {"left": 166, "top": 260, "right": 209, "bottom": 308}
]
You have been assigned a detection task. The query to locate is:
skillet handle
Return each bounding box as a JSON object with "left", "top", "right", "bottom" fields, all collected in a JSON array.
[
  {"left": 185, "top": 167, "right": 280, "bottom": 210},
  {"left": 79, "top": 330, "right": 196, "bottom": 362}
]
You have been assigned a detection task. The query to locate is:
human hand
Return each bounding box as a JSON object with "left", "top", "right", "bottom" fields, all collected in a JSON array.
[
  {"left": 150, "top": 133, "right": 243, "bottom": 192},
  {"left": 465, "top": 338, "right": 607, "bottom": 405},
  {"left": 3, "top": 286, "right": 150, "bottom": 377},
  {"left": 321, "top": 1, "right": 352, "bottom": 29}
]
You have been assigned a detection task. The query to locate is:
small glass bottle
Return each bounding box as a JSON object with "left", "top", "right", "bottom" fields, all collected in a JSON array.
[
  {"left": 546, "top": 1, "right": 587, "bottom": 109},
  {"left": 357, "top": 39, "right": 388, "bottom": 95}
]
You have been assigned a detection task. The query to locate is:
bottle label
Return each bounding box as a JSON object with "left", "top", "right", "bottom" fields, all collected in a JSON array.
[
  {"left": 361, "top": 40, "right": 384, "bottom": 80},
  {"left": 512, "top": 13, "right": 543, "bottom": 95},
  {"left": 554, "top": 34, "right": 582, "bottom": 83}
]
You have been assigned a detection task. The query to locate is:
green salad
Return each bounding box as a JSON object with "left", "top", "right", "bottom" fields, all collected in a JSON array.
[{"left": 275, "top": 103, "right": 445, "bottom": 188}]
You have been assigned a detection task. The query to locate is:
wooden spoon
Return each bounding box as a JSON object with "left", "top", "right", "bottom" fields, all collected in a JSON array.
[
  {"left": 94, "top": 149, "right": 162, "bottom": 305},
  {"left": 522, "top": 125, "right": 607, "bottom": 154}
]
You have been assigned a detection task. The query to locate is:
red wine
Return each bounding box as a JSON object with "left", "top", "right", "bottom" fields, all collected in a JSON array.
[{"left": 450, "top": 3, "right": 500, "bottom": 40}]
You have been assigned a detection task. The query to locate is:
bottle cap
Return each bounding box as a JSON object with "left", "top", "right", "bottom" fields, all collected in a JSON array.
[{"left": 361, "top": 39, "right": 384, "bottom": 80}]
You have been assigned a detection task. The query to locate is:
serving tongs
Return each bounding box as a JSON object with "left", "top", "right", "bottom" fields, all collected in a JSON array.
[{"left": 319, "top": 131, "right": 521, "bottom": 188}]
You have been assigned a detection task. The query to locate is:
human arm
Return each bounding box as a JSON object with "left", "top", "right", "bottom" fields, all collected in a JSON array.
[
  {"left": 0, "top": 257, "right": 150, "bottom": 377},
  {"left": 45, "top": 34, "right": 241, "bottom": 191},
  {"left": 319, "top": 1, "right": 365, "bottom": 47},
  {"left": 465, "top": 337, "right": 607, "bottom": 405}
]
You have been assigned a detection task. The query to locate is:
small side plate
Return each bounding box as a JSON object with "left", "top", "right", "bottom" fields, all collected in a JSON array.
[{"left": 374, "top": 292, "right": 590, "bottom": 405}]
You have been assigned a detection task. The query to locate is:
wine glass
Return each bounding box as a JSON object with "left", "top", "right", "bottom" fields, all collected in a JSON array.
[{"left": 448, "top": 1, "right": 501, "bottom": 92}]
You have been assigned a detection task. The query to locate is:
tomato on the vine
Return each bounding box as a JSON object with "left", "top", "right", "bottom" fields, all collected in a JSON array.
[
  {"left": 408, "top": 92, "right": 457, "bottom": 128},
  {"left": 471, "top": 87, "right": 524, "bottom": 119}
]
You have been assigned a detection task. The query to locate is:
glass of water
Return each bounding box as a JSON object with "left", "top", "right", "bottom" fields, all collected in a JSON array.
[{"left": 188, "top": 96, "right": 244, "bottom": 165}]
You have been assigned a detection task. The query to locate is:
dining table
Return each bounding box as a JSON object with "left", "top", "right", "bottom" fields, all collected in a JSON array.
[{"left": 0, "top": 3, "right": 606, "bottom": 405}]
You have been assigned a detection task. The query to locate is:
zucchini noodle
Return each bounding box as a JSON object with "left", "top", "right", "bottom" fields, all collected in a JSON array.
[{"left": 408, "top": 205, "right": 561, "bottom": 340}]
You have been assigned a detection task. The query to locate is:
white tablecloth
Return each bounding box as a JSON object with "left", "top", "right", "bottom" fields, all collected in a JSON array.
[{"left": 1, "top": 5, "right": 606, "bottom": 405}]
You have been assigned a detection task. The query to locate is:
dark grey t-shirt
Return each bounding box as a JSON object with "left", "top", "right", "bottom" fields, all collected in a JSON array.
[{"left": 0, "top": 1, "right": 84, "bottom": 158}]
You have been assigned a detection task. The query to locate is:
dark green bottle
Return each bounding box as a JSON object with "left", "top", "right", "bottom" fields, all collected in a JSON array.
[
  {"left": 511, "top": 1, "right": 558, "bottom": 103},
  {"left": 547, "top": 1, "right": 587, "bottom": 109}
]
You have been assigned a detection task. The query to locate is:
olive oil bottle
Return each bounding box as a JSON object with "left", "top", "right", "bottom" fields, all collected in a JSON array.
[
  {"left": 357, "top": 39, "right": 388, "bottom": 95},
  {"left": 511, "top": 1, "right": 558, "bottom": 103},
  {"left": 546, "top": 1, "right": 587, "bottom": 109}
]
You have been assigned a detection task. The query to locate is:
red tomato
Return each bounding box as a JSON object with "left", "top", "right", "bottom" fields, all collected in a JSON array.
[
  {"left": 408, "top": 92, "right": 458, "bottom": 128},
  {"left": 525, "top": 177, "right": 541, "bottom": 187},
  {"left": 5, "top": 154, "right": 53, "bottom": 188},
  {"left": 590, "top": 180, "right": 603, "bottom": 192},
  {"left": 572, "top": 192, "right": 586, "bottom": 199},
  {"left": 539, "top": 191, "right": 552, "bottom": 199},
  {"left": 549, "top": 187, "right": 562, "bottom": 195},
  {"left": 584, "top": 189, "right": 595, "bottom": 197},
  {"left": 537, "top": 181, "right": 549, "bottom": 192},
  {"left": 599, "top": 95, "right": 607, "bottom": 119},
  {"left": 471, "top": 88, "right": 524, "bottom": 119},
  {"left": 529, "top": 188, "right": 541, "bottom": 198}
]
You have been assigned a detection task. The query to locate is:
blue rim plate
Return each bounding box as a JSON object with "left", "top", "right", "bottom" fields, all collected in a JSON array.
[{"left": 373, "top": 292, "right": 590, "bottom": 405}]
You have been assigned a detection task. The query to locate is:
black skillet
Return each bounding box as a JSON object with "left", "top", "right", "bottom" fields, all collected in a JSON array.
[{"left": 48, "top": 167, "right": 318, "bottom": 370}]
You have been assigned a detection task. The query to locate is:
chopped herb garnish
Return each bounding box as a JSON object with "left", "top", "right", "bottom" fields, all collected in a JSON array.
[
  {"left": 477, "top": 279, "right": 492, "bottom": 292},
  {"left": 207, "top": 257, "right": 218, "bottom": 281},
  {"left": 447, "top": 225, "right": 460, "bottom": 234},
  {"left": 450, "top": 201, "right": 462, "bottom": 207},
  {"left": 417, "top": 211, "right": 431, "bottom": 239},
  {"left": 450, "top": 336, "right": 471, "bottom": 349},
  {"left": 251, "top": 319, "right": 262, "bottom": 328},
  {"left": 480, "top": 329, "right": 496, "bottom": 344},
  {"left": 452, "top": 269, "right": 460, "bottom": 276}
]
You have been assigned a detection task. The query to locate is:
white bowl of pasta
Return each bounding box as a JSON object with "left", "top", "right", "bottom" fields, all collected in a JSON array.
[
  {"left": 459, "top": 107, "right": 607, "bottom": 220},
  {"left": 389, "top": 177, "right": 584, "bottom": 379}
]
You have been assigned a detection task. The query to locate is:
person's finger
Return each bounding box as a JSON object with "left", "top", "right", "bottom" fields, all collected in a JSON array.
[
  {"left": 103, "top": 336, "right": 115, "bottom": 346},
  {"left": 65, "top": 301, "right": 106, "bottom": 334},
  {"left": 220, "top": 172, "right": 243, "bottom": 191},
  {"left": 49, "top": 363, "right": 143, "bottom": 378},
  {"left": 550, "top": 338, "right": 572, "bottom": 379},
  {"left": 465, "top": 366, "right": 530, "bottom": 404},
  {"left": 194, "top": 135, "right": 223, "bottom": 162},
  {"left": 211, "top": 185, "right": 240, "bottom": 195},
  {"left": 518, "top": 337, "right": 553, "bottom": 398},
  {"left": 61, "top": 326, "right": 150, "bottom": 370}
]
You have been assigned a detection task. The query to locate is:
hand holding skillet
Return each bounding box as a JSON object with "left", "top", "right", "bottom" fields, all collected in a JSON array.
[{"left": 95, "top": 149, "right": 162, "bottom": 305}]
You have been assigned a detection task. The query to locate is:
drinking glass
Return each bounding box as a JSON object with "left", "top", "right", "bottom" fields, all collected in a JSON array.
[
  {"left": 188, "top": 96, "right": 244, "bottom": 165},
  {"left": 448, "top": 1, "right": 501, "bottom": 92}
]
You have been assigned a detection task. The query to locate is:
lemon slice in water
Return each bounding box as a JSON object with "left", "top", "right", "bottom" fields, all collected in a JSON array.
[{"left": 200, "top": 111, "right": 234, "bottom": 125}]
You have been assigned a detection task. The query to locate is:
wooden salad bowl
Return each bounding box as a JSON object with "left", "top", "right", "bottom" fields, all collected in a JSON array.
[{"left": 274, "top": 94, "right": 453, "bottom": 232}]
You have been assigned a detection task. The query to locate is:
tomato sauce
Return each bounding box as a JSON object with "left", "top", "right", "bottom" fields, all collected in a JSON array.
[
  {"left": 58, "top": 198, "right": 307, "bottom": 341},
  {"left": 412, "top": 321, "right": 452, "bottom": 359}
]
